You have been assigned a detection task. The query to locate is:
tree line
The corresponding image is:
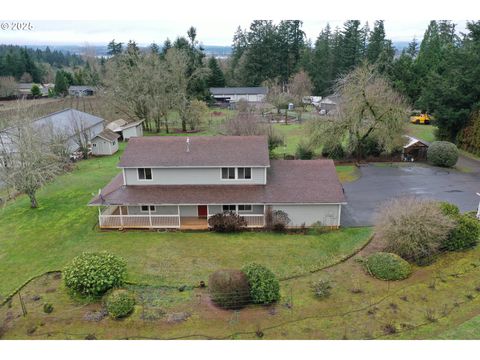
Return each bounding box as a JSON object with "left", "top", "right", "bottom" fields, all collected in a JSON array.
[{"left": 0, "top": 45, "right": 84, "bottom": 83}]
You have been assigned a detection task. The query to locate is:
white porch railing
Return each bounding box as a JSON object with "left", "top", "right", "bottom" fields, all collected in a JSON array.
[
  {"left": 241, "top": 214, "right": 265, "bottom": 227},
  {"left": 99, "top": 214, "right": 180, "bottom": 229}
]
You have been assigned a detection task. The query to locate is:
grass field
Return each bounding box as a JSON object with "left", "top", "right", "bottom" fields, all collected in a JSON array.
[{"left": 406, "top": 123, "right": 437, "bottom": 142}]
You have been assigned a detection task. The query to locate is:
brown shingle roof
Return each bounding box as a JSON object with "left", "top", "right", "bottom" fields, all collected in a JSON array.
[
  {"left": 95, "top": 128, "right": 120, "bottom": 142},
  {"left": 89, "top": 160, "right": 346, "bottom": 205},
  {"left": 118, "top": 136, "right": 270, "bottom": 168}
]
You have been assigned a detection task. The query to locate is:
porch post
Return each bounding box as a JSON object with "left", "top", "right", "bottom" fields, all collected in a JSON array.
[
  {"left": 98, "top": 207, "right": 101, "bottom": 227},
  {"left": 177, "top": 205, "right": 180, "bottom": 228},
  {"left": 119, "top": 206, "right": 124, "bottom": 227},
  {"left": 148, "top": 206, "right": 153, "bottom": 228}
]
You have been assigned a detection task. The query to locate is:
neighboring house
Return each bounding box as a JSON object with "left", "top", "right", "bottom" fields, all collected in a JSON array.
[
  {"left": 68, "top": 86, "right": 95, "bottom": 97},
  {"left": 89, "top": 136, "right": 346, "bottom": 230},
  {"left": 319, "top": 95, "right": 340, "bottom": 115},
  {"left": 403, "top": 135, "right": 429, "bottom": 162},
  {"left": 0, "top": 108, "right": 105, "bottom": 156},
  {"left": 16, "top": 83, "right": 48, "bottom": 97},
  {"left": 106, "top": 119, "right": 144, "bottom": 140},
  {"left": 91, "top": 129, "right": 120, "bottom": 156},
  {"left": 210, "top": 87, "right": 268, "bottom": 103}
]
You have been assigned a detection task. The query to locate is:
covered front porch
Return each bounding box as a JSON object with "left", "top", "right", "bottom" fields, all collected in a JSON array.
[{"left": 97, "top": 204, "right": 265, "bottom": 230}]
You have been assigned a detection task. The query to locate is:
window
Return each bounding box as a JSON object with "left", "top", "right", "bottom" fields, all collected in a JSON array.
[
  {"left": 237, "top": 167, "right": 252, "bottom": 179},
  {"left": 141, "top": 205, "right": 155, "bottom": 212},
  {"left": 222, "top": 205, "right": 236, "bottom": 212},
  {"left": 221, "top": 167, "right": 235, "bottom": 179},
  {"left": 238, "top": 205, "right": 252, "bottom": 212},
  {"left": 92, "top": 143, "right": 96, "bottom": 147},
  {"left": 138, "top": 168, "right": 152, "bottom": 180},
  {"left": 113, "top": 141, "right": 116, "bottom": 145}
]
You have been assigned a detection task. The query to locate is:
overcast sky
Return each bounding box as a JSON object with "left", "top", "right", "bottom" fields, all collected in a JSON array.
[{"left": 0, "top": 19, "right": 470, "bottom": 47}]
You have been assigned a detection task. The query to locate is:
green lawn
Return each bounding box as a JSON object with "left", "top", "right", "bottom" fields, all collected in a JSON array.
[
  {"left": 406, "top": 123, "right": 437, "bottom": 142},
  {"left": 335, "top": 165, "right": 360, "bottom": 183},
  {"left": 271, "top": 123, "right": 305, "bottom": 157},
  {"left": 0, "top": 145, "right": 371, "bottom": 298}
]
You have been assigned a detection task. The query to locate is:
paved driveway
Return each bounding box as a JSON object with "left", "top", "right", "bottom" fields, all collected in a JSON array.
[{"left": 341, "top": 163, "right": 480, "bottom": 227}]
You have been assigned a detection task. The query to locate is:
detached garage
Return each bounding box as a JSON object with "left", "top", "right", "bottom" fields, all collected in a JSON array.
[{"left": 91, "top": 129, "right": 120, "bottom": 156}]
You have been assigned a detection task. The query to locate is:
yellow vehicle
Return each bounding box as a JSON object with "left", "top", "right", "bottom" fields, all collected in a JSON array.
[{"left": 410, "top": 111, "right": 432, "bottom": 125}]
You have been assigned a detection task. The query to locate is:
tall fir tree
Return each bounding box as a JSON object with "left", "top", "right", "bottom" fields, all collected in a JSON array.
[{"left": 207, "top": 57, "right": 225, "bottom": 87}]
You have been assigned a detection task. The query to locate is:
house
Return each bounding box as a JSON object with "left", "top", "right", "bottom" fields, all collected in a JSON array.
[
  {"left": 210, "top": 87, "right": 268, "bottom": 104},
  {"left": 402, "top": 135, "right": 429, "bottom": 162},
  {"left": 91, "top": 129, "right": 120, "bottom": 156},
  {"left": 319, "top": 95, "right": 340, "bottom": 115},
  {"left": 89, "top": 136, "right": 346, "bottom": 230},
  {"left": 16, "top": 83, "right": 48, "bottom": 97},
  {"left": 68, "top": 85, "right": 95, "bottom": 97},
  {"left": 106, "top": 119, "right": 144, "bottom": 140},
  {"left": 0, "top": 108, "right": 105, "bottom": 156}
]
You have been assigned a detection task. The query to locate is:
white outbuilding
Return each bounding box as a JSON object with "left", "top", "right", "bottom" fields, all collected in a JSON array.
[
  {"left": 91, "top": 129, "right": 120, "bottom": 156},
  {"left": 106, "top": 119, "right": 144, "bottom": 140}
]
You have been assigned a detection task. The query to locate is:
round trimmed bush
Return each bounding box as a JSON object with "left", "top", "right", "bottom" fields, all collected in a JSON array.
[
  {"left": 208, "top": 269, "right": 251, "bottom": 309},
  {"left": 427, "top": 141, "right": 459, "bottom": 167},
  {"left": 242, "top": 263, "right": 280, "bottom": 304},
  {"left": 105, "top": 289, "right": 135, "bottom": 319},
  {"left": 365, "top": 252, "right": 412, "bottom": 281},
  {"left": 64, "top": 252, "right": 127, "bottom": 296},
  {"left": 442, "top": 214, "right": 480, "bottom": 251}
]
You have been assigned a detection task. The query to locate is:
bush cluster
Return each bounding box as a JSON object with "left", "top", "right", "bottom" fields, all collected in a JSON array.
[
  {"left": 64, "top": 252, "right": 127, "bottom": 297},
  {"left": 439, "top": 202, "right": 460, "bottom": 217},
  {"left": 365, "top": 252, "right": 412, "bottom": 281},
  {"left": 427, "top": 141, "right": 459, "bottom": 167},
  {"left": 208, "top": 269, "right": 251, "bottom": 309},
  {"left": 439, "top": 201, "right": 480, "bottom": 251},
  {"left": 208, "top": 264, "right": 281, "bottom": 309},
  {"left": 208, "top": 212, "right": 247, "bottom": 232},
  {"left": 242, "top": 263, "right": 281, "bottom": 304},
  {"left": 105, "top": 289, "right": 136, "bottom": 319}
]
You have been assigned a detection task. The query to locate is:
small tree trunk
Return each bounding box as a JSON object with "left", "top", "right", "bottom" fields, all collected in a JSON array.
[
  {"left": 28, "top": 192, "right": 38, "bottom": 208},
  {"left": 182, "top": 118, "right": 187, "bottom": 132}
]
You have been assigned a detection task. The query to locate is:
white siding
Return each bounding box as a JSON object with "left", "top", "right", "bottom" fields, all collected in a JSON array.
[
  {"left": 127, "top": 205, "right": 179, "bottom": 215},
  {"left": 270, "top": 204, "right": 342, "bottom": 227},
  {"left": 92, "top": 138, "right": 118, "bottom": 155},
  {"left": 122, "top": 124, "right": 143, "bottom": 139},
  {"left": 124, "top": 167, "right": 266, "bottom": 185}
]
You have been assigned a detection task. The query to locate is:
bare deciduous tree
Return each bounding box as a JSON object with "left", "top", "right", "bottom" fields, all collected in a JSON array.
[
  {"left": 0, "top": 76, "right": 17, "bottom": 98},
  {"left": 289, "top": 70, "right": 313, "bottom": 121},
  {"left": 308, "top": 63, "right": 409, "bottom": 159},
  {"left": 0, "top": 102, "right": 64, "bottom": 208}
]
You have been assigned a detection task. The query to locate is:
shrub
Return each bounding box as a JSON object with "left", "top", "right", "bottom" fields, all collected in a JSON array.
[
  {"left": 271, "top": 210, "right": 290, "bottom": 232},
  {"left": 427, "top": 141, "right": 459, "bottom": 167},
  {"left": 364, "top": 252, "right": 412, "bottom": 281},
  {"left": 439, "top": 202, "right": 460, "bottom": 217},
  {"left": 361, "top": 137, "right": 383, "bottom": 157},
  {"left": 442, "top": 214, "right": 480, "bottom": 251},
  {"left": 312, "top": 279, "right": 332, "bottom": 299},
  {"left": 208, "top": 269, "right": 251, "bottom": 309},
  {"left": 375, "top": 198, "right": 455, "bottom": 265},
  {"left": 242, "top": 263, "right": 280, "bottom": 304},
  {"left": 295, "top": 140, "right": 314, "bottom": 159},
  {"left": 43, "top": 303, "right": 54, "bottom": 314},
  {"left": 64, "top": 252, "right": 127, "bottom": 297},
  {"left": 321, "top": 143, "right": 345, "bottom": 160},
  {"left": 105, "top": 289, "right": 136, "bottom": 319},
  {"left": 311, "top": 220, "right": 330, "bottom": 235},
  {"left": 208, "top": 212, "right": 247, "bottom": 232}
]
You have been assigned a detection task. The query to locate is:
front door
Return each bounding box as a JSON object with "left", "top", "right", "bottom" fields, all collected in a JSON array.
[{"left": 198, "top": 205, "right": 208, "bottom": 218}]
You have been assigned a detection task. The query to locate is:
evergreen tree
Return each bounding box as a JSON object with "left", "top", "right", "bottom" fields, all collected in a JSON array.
[
  {"left": 107, "top": 39, "right": 123, "bottom": 56},
  {"left": 54, "top": 70, "right": 68, "bottom": 95},
  {"left": 366, "top": 20, "right": 386, "bottom": 63},
  {"left": 338, "top": 20, "right": 363, "bottom": 74},
  {"left": 207, "top": 57, "right": 225, "bottom": 87}
]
